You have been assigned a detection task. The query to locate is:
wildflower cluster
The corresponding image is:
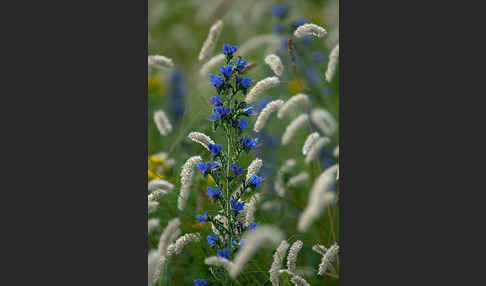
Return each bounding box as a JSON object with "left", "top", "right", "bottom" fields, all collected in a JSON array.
[{"left": 193, "top": 44, "right": 265, "bottom": 284}]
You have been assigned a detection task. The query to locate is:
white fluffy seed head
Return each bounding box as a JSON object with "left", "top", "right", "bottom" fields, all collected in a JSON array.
[
  {"left": 305, "top": 137, "right": 331, "bottom": 164},
  {"left": 153, "top": 110, "right": 172, "bottom": 136},
  {"left": 153, "top": 218, "right": 181, "bottom": 283},
  {"left": 254, "top": 100, "right": 284, "bottom": 132},
  {"left": 312, "top": 244, "right": 327, "bottom": 256},
  {"left": 245, "top": 158, "right": 263, "bottom": 183},
  {"left": 277, "top": 94, "right": 309, "bottom": 119},
  {"left": 204, "top": 256, "right": 234, "bottom": 272},
  {"left": 244, "top": 193, "right": 262, "bottom": 227},
  {"left": 148, "top": 201, "right": 159, "bottom": 213},
  {"left": 178, "top": 156, "right": 202, "bottom": 211},
  {"left": 187, "top": 131, "right": 215, "bottom": 151},
  {"left": 230, "top": 225, "right": 284, "bottom": 278},
  {"left": 199, "top": 54, "right": 225, "bottom": 76},
  {"left": 294, "top": 23, "right": 327, "bottom": 38},
  {"left": 148, "top": 55, "right": 175, "bottom": 69},
  {"left": 333, "top": 145, "right": 339, "bottom": 157},
  {"left": 325, "top": 44, "right": 339, "bottom": 82},
  {"left": 302, "top": 132, "right": 320, "bottom": 155},
  {"left": 148, "top": 251, "right": 161, "bottom": 286},
  {"left": 238, "top": 34, "right": 282, "bottom": 56},
  {"left": 264, "top": 54, "right": 284, "bottom": 76},
  {"left": 148, "top": 218, "right": 160, "bottom": 234},
  {"left": 269, "top": 240, "right": 290, "bottom": 286},
  {"left": 245, "top": 77, "right": 280, "bottom": 104},
  {"left": 298, "top": 165, "right": 338, "bottom": 232},
  {"left": 290, "top": 275, "right": 310, "bottom": 286},
  {"left": 148, "top": 190, "right": 170, "bottom": 202},
  {"left": 275, "top": 159, "right": 297, "bottom": 197},
  {"left": 287, "top": 240, "right": 303, "bottom": 273},
  {"left": 282, "top": 114, "right": 309, "bottom": 145},
  {"left": 198, "top": 20, "right": 223, "bottom": 61},
  {"left": 148, "top": 179, "right": 174, "bottom": 192},
  {"left": 286, "top": 172, "right": 309, "bottom": 188},
  {"left": 311, "top": 108, "right": 337, "bottom": 135},
  {"left": 211, "top": 215, "right": 228, "bottom": 237},
  {"left": 318, "top": 243, "right": 339, "bottom": 275},
  {"left": 167, "top": 233, "right": 201, "bottom": 256}
]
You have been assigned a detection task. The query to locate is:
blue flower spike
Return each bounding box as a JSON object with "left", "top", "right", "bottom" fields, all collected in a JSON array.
[
  {"left": 237, "top": 77, "right": 252, "bottom": 89},
  {"left": 196, "top": 211, "right": 209, "bottom": 223},
  {"left": 231, "top": 163, "right": 243, "bottom": 176},
  {"left": 243, "top": 105, "right": 254, "bottom": 115},
  {"left": 248, "top": 222, "right": 258, "bottom": 231},
  {"left": 194, "top": 279, "right": 208, "bottom": 286},
  {"left": 208, "top": 143, "right": 222, "bottom": 157},
  {"left": 230, "top": 199, "right": 244, "bottom": 212},
  {"left": 223, "top": 44, "right": 238, "bottom": 56},
  {"left": 206, "top": 186, "right": 221, "bottom": 199},
  {"left": 220, "top": 65, "right": 233, "bottom": 77},
  {"left": 209, "top": 74, "right": 224, "bottom": 88},
  {"left": 217, "top": 248, "right": 231, "bottom": 259},
  {"left": 207, "top": 234, "right": 219, "bottom": 248},
  {"left": 210, "top": 96, "right": 223, "bottom": 106},
  {"left": 249, "top": 175, "right": 263, "bottom": 187}
]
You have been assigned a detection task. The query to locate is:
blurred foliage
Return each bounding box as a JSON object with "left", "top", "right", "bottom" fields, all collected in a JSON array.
[{"left": 148, "top": 0, "right": 339, "bottom": 285}]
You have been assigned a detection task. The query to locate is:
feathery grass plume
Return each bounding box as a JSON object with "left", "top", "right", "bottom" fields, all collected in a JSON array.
[
  {"left": 166, "top": 233, "right": 201, "bottom": 256},
  {"left": 178, "top": 156, "right": 203, "bottom": 211},
  {"left": 287, "top": 240, "right": 303, "bottom": 273},
  {"left": 148, "top": 190, "right": 169, "bottom": 202},
  {"left": 188, "top": 131, "right": 216, "bottom": 151},
  {"left": 333, "top": 145, "right": 339, "bottom": 157},
  {"left": 294, "top": 23, "right": 327, "bottom": 38},
  {"left": 153, "top": 218, "right": 181, "bottom": 283},
  {"left": 254, "top": 99, "right": 284, "bottom": 132},
  {"left": 277, "top": 94, "right": 310, "bottom": 119},
  {"left": 261, "top": 200, "right": 279, "bottom": 210},
  {"left": 244, "top": 193, "right": 262, "bottom": 227},
  {"left": 148, "top": 179, "right": 174, "bottom": 192},
  {"left": 148, "top": 55, "right": 175, "bottom": 69},
  {"left": 302, "top": 132, "right": 320, "bottom": 155},
  {"left": 204, "top": 256, "right": 235, "bottom": 272},
  {"left": 148, "top": 218, "right": 160, "bottom": 234},
  {"left": 245, "top": 158, "right": 263, "bottom": 183},
  {"left": 305, "top": 137, "right": 331, "bottom": 164},
  {"left": 148, "top": 250, "right": 161, "bottom": 286},
  {"left": 281, "top": 114, "right": 309, "bottom": 145},
  {"left": 318, "top": 244, "right": 339, "bottom": 276},
  {"left": 238, "top": 34, "right": 282, "bottom": 56},
  {"left": 275, "top": 159, "right": 297, "bottom": 197},
  {"left": 290, "top": 274, "right": 310, "bottom": 286},
  {"left": 230, "top": 225, "right": 284, "bottom": 278},
  {"left": 153, "top": 110, "right": 172, "bottom": 136},
  {"left": 199, "top": 54, "right": 225, "bottom": 76},
  {"left": 312, "top": 244, "right": 327, "bottom": 256},
  {"left": 286, "top": 172, "right": 309, "bottom": 188},
  {"left": 148, "top": 201, "right": 159, "bottom": 213},
  {"left": 298, "top": 165, "right": 338, "bottom": 232},
  {"left": 325, "top": 44, "right": 339, "bottom": 82},
  {"left": 198, "top": 20, "right": 223, "bottom": 61},
  {"left": 245, "top": 76, "right": 280, "bottom": 103},
  {"left": 269, "top": 240, "right": 290, "bottom": 286},
  {"left": 264, "top": 54, "right": 284, "bottom": 76},
  {"left": 311, "top": 108, "right": 337, "bottom": 135}
]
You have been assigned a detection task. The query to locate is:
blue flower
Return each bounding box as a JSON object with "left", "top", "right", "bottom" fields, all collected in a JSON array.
[
  {"left": 273, "top": 24, "right": 283, "bottom": 34},
  {"left": 210, "top": 161, "right": 221, "bottom": 170},
  {"left": 223, "top": 44, "right": 238, "bottom": 56},
  {"left": 237, "top": 77, "right": 252, "bottom": 89},
  {"left": 231, "top": 163, "right": 242, "bottom": 176},
  {"left": 210, "top": 96, "right": 223, "bottom": 106},
  {"left": 217, "top": 248, "right": 231, "bottom": 259},
  {"left": 215, "top": 106, "right": 230, "bottom": 117},
  {"left": 270, "top": 5, "right": 290, "bottom": 18},
  {"left": 236, "top": 119, "right": 248, "bottom": 130},
  {"left": 312, "top": 51, "right": 326, "bottom": 62},
  {"left": 207, "top": 234, "right": 219, "bottom": 248},
  {"left": 243, "top": 105, "right": 254, "bottom": 115},
  {"left": 208, "top": 143, "right": 222, "bottom": 156},
  {"left": 220, "top": 65, "right": 233, "bottom": 77},
  {"left": 248, "top": 222, "right": 258, "bottom": 231},
  {"left": 196, "top": 211, "right": 208, "bottom": 222},
  {"left": 234, "top": 58, "right": 247, "bottom": 70},
  {"left": 207, "top": 186, "right": 221, "bottom": 199},
  {"left": 256, "top": 97, "right": 272, "bottom": 112},
  {"left": 305, "top": 67, "right": 321, "bottom": 84},
  {"left": 249, "top": 175, "right": 263, "bottom": 187},
  {"left": 209, "top": 74, "right": 224, "bottom": 88},
  {"left": 293, "top": 17, "right": 308, "bottom": 28},
  {"left": 241, "top": 135, "right": 258, "bottom": 150},
  {"left": 194, "top": 279, "right": 208, "bottom": 286},
  {"left": 230, "top": 199, "right": 244, "bottom": 212},
  {"left": 197, "top": 162, "right": 211, "bottom": 174},
  {"left": 231, "top": 240, "right": 239, "bottom": 246},
  {"left": 281, "top": 37, "right": 289, "bottom": 49}
]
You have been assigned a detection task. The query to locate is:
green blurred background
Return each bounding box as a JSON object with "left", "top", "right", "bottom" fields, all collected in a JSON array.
[{"left": 148, "top": 0, "right": 339, "bottom": 285}]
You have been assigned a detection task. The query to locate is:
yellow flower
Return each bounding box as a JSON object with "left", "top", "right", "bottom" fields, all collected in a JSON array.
[
  {"left": 288, "top": 77, "right": 307, "bottom": 94},
  {"left": 148, "top": 169, "right": 164, "bottom": 180},
  {"left": 148, "top": 74, "right": 164, "bottom": 93}
]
